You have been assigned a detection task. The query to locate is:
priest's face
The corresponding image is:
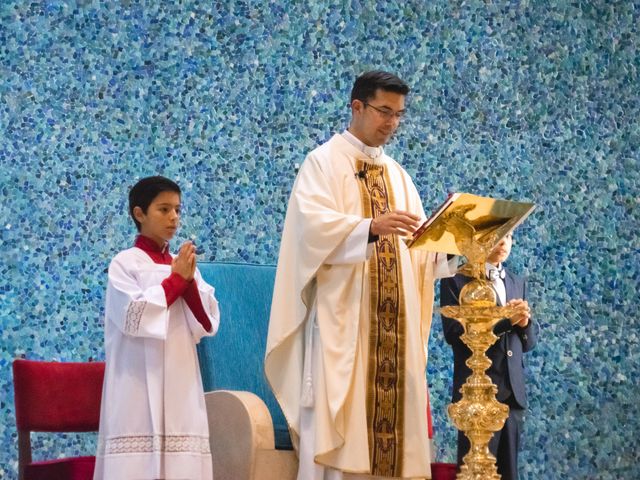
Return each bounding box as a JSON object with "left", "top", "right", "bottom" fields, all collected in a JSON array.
[
  {"left": 487, "top": 233, "right": 513, "bottom": 266},
  {"left": 350, "top": 89, "right": 406, "bottom": 147},
  {"left": 133, "top": 191, "right": 181, "bottom": 247}
]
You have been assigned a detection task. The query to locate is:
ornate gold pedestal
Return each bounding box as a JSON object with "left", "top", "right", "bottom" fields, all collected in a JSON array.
[
  {"left": 442, "top": 277, "right": 518, "bottom": 480},
  {"left": 405, "top": 194, "right": 535, "bottom": 479}
]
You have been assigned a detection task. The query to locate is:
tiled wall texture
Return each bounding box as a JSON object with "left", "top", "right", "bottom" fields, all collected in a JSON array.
[{"left": 1, "top": 1, "right": 638, "bottom": 478}]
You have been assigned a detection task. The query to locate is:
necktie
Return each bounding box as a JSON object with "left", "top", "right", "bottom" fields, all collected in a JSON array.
[{"left": 486, "top": 265, "right": 506, "bottom": 306}]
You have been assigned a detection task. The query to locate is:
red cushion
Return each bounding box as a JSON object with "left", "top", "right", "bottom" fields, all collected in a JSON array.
[
  {"left": 25, "top": 456, "right": 96, "bottom": 480},
  {"left": 13, "top": 359, "right": 104, "bottom": 432},
  {"left": 431, "top": 462, "right": 458, "bottom": 480},
  {"left": 426, "top": 388, "right": 434, "bottom": 438}
]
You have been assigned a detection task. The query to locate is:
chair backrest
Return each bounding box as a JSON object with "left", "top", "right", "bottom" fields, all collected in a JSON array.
[
  {"left": 197, "top": 262, "right": 291, "bottom": 448},
  {"left": 13, "top": 359, "right": 105, "bottom": 433}
]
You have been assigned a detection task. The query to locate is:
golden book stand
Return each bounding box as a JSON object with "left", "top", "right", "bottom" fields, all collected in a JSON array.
[{"left": 409, "top": 193, "right": 534, "bottom": 480}]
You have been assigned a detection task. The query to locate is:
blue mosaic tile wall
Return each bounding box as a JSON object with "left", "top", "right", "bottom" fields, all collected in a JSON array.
[{"left": 1, "top": 1, "right": 638, "bottom": 478}]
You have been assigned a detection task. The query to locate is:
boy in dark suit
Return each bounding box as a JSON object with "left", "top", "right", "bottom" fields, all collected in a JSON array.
[{"left": 440, "top": 233, "right": 538, "bottom": 480}]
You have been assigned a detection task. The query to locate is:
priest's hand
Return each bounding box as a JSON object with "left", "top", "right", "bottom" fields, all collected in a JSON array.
[
  {"left": 370, "top": 210, "right": 421, "bottom": 237},
  {"left": 507, "top": 299, "right": 530, "bottom": 327},
  {"left": 172, "top": 241, "right": 196, "bottom": 281}
]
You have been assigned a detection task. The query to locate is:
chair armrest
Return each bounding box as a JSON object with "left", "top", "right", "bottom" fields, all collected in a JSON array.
[{"left": 205, "top": 390, "right": 276, "bottom": 480}]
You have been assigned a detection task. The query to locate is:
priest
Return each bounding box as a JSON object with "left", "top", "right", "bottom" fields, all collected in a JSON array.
[{"left": 265, "top": 71, "right": 456, "bottom": 480}]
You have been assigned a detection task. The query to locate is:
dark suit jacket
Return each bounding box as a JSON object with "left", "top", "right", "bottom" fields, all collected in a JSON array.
[{"left": 440, "top": 269, "right": 538, "bottom": 409}]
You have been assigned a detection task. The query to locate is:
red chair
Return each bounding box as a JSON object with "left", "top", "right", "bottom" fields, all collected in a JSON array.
[{"left": 12, "top": 359, "right": 105, "bottom": 480}]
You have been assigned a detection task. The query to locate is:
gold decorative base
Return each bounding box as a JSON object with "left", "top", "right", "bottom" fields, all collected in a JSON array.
[{"left": 442, "top": 279, "right": 518, "bottom": 480}]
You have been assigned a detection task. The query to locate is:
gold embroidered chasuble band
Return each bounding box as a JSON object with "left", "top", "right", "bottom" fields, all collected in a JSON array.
[{"left": 356, "top": 159, "right": 407, "bottom": 477}]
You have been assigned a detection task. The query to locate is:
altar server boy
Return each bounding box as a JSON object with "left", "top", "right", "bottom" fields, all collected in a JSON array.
[{"left": 94, "top": 175, "right": 219, "bottom": 480}]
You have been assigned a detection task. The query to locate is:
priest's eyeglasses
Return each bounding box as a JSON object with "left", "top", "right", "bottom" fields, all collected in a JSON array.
[{"left": 364, "top": 103, "right": 406, "bottom": 120}]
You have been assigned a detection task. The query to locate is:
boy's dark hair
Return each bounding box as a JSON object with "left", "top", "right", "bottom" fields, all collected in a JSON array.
[
  {"left": 350, "top": 71, "right": 410, "bottom": 104},
  {"left": 128, "top": 176, "right": 181, "bottom": 231}
]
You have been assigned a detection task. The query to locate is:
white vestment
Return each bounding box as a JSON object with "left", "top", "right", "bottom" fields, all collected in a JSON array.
[
  {"left": 94, "top": 247, "right": 220, "bottom": 480},
  {"left": 265, "top": 134, "right": 455, "bottom": 480}
]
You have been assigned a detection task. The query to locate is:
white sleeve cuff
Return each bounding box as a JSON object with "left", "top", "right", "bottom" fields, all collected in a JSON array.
[
  {"left": 325, "top": 219, "right": 372, "bottom": 265},
  {"left": 434, "top": 253, "right": 460, "bottom": 279}
]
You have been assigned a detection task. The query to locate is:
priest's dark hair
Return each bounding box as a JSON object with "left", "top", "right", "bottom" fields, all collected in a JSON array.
[
  {"left": 350, "top": 71, "right": 410, "bottom": 104},
  {"left": 128, "top": 175, "right": 181, "bottom": 231}
]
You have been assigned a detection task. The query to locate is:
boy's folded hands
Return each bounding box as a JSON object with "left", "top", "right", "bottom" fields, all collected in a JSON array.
[{"left": 172, "top": 241, "right": 197, "bottom": 281}]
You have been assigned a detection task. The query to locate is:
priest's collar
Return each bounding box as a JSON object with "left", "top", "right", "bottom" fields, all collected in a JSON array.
[
  {"left": 342, "top": 130, "right": 384, "bottom": 161},
  {"left": 135, "top": 234, "right": 169, "bottom": 254}
]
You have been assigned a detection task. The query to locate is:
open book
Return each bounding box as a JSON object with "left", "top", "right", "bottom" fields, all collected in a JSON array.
[{"left": 406, "top": 192, "right": 535, "bottom": 255}]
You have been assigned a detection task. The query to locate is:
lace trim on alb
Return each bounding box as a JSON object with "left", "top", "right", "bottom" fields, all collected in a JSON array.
[
  {"left": 99, "top": 434, "right": 210, "bottom": 455},
  {"left": 124, "top": 300, "right": 146, "bottom": 334}
]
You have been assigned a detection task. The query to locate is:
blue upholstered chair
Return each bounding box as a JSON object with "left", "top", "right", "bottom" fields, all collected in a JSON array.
[
  {"left": 198, "top": 262, "right": 296, "bottom": 480},
  {"left": 197, "top": 262, "right": 456, "bottom": 480}
]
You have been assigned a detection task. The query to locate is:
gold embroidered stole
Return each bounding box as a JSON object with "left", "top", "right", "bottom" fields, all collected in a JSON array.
[{"left": 356, "top": 159, "right": 406, "bottom": 477}]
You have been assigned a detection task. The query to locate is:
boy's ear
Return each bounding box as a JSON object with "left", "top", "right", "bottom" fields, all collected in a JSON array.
[{"left": 132, "top": 206, "right": 145, "bottom": 223}]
